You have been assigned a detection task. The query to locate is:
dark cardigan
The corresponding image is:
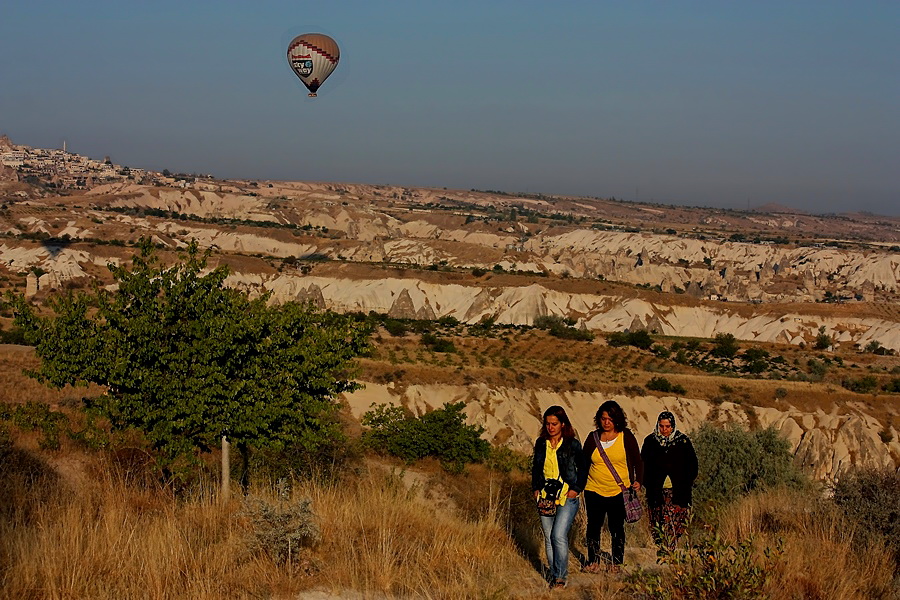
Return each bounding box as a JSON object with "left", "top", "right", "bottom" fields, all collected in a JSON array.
[
  {"left": 531, "top": 436, "right": 589, "bottom": 494},
  {"left": 582, "top": 428, "right": 644, "bottom": 488},
  {"left": 640, "top": 433, "right": 698, "bottom": 508}
]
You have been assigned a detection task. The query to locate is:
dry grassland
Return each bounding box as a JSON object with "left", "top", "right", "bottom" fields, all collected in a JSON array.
[{"left": 2, "top": 442, "right": 897, "bottom": 600}]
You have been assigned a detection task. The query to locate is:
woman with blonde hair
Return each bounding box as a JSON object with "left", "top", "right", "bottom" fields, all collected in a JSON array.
[{"left": 531, "top": 405, "right": 587, "bottom": 590}]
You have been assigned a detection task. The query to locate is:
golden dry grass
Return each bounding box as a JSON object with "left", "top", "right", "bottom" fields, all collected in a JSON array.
[
  {"left": 0, "top": 449, "right": 554, "bottom": 600},
  {"left": 718, "top": 489, "right": 897, "bottom": 600},
  {"left": 3, "top": 434, "right": 898, "bottom": 600}
]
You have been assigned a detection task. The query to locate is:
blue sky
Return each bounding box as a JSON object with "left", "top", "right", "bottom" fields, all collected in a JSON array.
[{"left": 2, "top": 1, "right": 898, "bottom": 215}]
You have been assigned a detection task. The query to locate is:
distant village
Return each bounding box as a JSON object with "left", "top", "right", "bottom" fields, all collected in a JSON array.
[{"left": 0, "top": 136, "right": 212, "bottom": 190}]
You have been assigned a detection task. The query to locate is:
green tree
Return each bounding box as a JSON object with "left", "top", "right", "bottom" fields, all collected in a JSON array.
[
  {"left": 710, "top": 333, "right": 740, "bottom": 359},
  {"left": 11, "top": 241, "right": 371, "bottom": 480},
  {"left": 814, "top": 326, "right": 832, "bottom": 350}
]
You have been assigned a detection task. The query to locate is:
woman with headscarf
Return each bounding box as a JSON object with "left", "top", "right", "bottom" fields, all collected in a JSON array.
[
  {"left": 641, "top": 411, "right": 698, "bottom": 555},
  {"left": 531, "top": 405, "right": 587, "bottom": 590},
  {"left": 581, "top": 400, "right": 643, "bottom": 574}
]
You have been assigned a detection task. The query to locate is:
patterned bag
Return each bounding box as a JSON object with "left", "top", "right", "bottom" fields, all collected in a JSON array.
[
  {"left": 536, "top": 478, "right": 564, "bottom": 517},
  {"left": 592, "top": 431, "right": 643, "bottom": 523},
  {"left": 622, "top": 487, "right": 643, "bottom": 523}
]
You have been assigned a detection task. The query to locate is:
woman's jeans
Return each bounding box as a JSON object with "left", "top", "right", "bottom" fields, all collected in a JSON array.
[
  {"left": 539, "top": 496, "right": 579, "bottom": 582},
  {"left": 584, "top": 490, "right": 626, "bottom": 565}
]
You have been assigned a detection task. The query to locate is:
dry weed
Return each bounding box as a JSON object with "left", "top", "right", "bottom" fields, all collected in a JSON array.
[{"left": 718, "top": 489, "right": 897, "bottom": 600}]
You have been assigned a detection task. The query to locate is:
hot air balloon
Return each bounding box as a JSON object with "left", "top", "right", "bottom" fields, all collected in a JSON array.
[{"left": 287, "top": 33, "right": 340, "bottom": 97}]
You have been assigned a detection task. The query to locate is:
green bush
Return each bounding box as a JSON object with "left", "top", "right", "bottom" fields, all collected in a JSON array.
[
  {"left": 0, "top": 326, "right": 29, "bottom": 345},
  {"left": 832, "top": 467, "right": 900, "bottom": 569},
  {"left": 533, "top": 315, "right": 594, "bottom": 341},
  {"left": 383, "top": 319, "right": 409, "bottom": 337},
  {"left": 361, "top": 401, "right": 490, "bottom": 473},
  {"left": 881, "top": 377, "right": 900, "bottom": 393},
  {"left": 646, "top": 376, "right": 686, "bottom": 395},
  {"left": 421, "top": 332, "right": 456, "bottom": 352},
  {"left": 607, "top": 330, "right": 653, "bottom": 350},
  {"left": 842, "top": 375, "right": 878, "bottom": 394},
  {"left": 692, "top": 423, "right": 807, "bottom": 511},
  {"left": 627, "top": 534, "right": 781, "bottom": 600}
]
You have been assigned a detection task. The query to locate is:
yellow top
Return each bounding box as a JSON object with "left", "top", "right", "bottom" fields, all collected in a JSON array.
[
  {"left": 542, "top": 439, "right": 570, "bottom": 506},
  {"left": 585, "top": 434, "right": 630, "bottom": 497}
]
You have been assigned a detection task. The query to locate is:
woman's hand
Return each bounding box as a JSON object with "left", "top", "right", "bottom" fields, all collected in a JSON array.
[
  {"left": 534, "top": 490, "right": 541, "bottom": 499},
  {"left": 631, "top": 481, "right": 641, "bottom": 491},
  {"left": 566, "top": 490, "right": 578, "bottom": 499}
]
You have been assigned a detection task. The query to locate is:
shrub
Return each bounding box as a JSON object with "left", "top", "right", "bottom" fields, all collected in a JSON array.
[
  {"left": 814, "top": 326, "right": 832, "bottom": 350},
  {"left": 692, "top": 423, "right": 807, "bottom": 511},
  {"left": 437, "top": 315, "right": 460, "bottom": 328},
  {"left": 742, "top": 347, "right": 770, "bottom": 362},
  {"left": 421, "top": 332, "right": 455, "bottom": 353},
  {"left": 842, "top": 375, "right": 878, "bottom": 394},
  {"left": 881, "top": 377, "right": 900, "bottom": 393},
  {"left": 533, "top": 315, "right": 594, "bottom": 341},
  {"left": 651, "top": 344, "right": 671, "bottom": 358},
  {"left": 361, "top": 402, "right": 490, "bottom": 472},
  {"left": 241, "top": 495, "right": 320, "bottom": 566},
  {"left": 0, "top": 326, "right": 29, "bottom": 345},
  {"left": 832, "top": 467, "right": 900, "bottom": 568},
  {"left": 608, "top": 330, "right": 653, "bottom": 350},
  {"left": 710, "top": 333, "right": 740, "bottom": 359},
  {"left": 627, "top": 533, "right": 781, "bottom": 600},
  {"left": 383, "top": 319, "right": 408, "bottom": 337},
  {"left": 646, "top": 377, "right": 686, "bottom": 395}
]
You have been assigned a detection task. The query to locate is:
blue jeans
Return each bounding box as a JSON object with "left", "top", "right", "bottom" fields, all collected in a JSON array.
[{"left": 539, "top": 496, "right": 579, "bottom": 582}]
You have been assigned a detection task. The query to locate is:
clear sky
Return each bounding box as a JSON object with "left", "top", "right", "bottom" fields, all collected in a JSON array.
[{"left": 2, "top": 1, "right": 898, "bottom": 215}]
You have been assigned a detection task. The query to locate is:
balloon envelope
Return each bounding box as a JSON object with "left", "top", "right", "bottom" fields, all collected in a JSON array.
[{"left": 287, "top": 33, "right": 340, "bottom": 97}]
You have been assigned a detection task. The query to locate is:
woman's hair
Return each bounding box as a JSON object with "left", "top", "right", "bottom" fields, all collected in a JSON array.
[
  {"left": 594, "top": 400, "right": 627, "bottom": 432},
  {"left": 539, "top": 405, "right": 577, "bottom": 439}
]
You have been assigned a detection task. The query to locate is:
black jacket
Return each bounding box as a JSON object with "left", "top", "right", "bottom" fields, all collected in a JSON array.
[
  {"left": 641, "top": 433, "right": 698, "bottom": 508},
  {"left": 531, "top": 436, "right": 588, "bottom": 494}
]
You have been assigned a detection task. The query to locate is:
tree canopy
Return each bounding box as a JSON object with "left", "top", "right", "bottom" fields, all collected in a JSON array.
[{"left": 11, "top": 241, "right": 371, "bottom": 473}]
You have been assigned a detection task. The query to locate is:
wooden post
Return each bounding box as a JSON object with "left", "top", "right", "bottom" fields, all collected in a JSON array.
[{"left": 221, "top": 435, "right": 231, "bottom": 503}]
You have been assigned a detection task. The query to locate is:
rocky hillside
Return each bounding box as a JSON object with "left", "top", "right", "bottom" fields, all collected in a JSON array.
[
  {"left": 2, "top": 161, "right": 899, "bottom": 480},
  {"left": 344, "top": 382, "right": 898, "bottom": 482}
]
